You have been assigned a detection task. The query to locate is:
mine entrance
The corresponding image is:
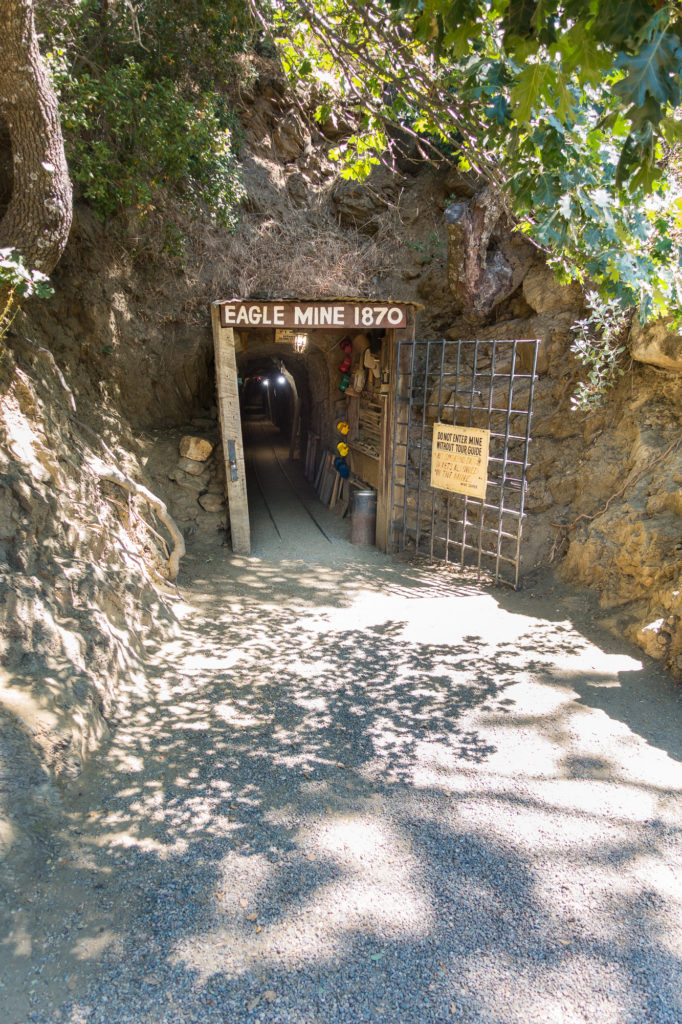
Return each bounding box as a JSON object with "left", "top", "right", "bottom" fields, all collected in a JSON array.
[
  {"left": 211, "top": 298, "right": 420, "bottom": 556},
  {"left": 389, "top": 339, "right": 539, "bottom": 588}
]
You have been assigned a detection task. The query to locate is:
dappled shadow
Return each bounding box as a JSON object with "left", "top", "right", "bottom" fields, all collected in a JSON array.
[
  {"left": 493, "top": 575, "right": 682, "bottom": 767},
  {"left": 2, "top": 552, "right": 682, "bottom": 1024}
]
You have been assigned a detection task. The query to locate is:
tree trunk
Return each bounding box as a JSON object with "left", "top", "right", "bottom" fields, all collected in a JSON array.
[{"left": 0, "top": 0, "right": 72, "bottom": 274}]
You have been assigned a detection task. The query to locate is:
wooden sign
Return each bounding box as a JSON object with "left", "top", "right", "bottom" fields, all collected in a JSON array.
[
  {"left": 219, "top": 300, "right": 407, "bottom": 330},
  {"left": 430, "top": 423, "right": 490, "bottom": 499},
  {"left": 275, "top": 329, "right": 297, "bottom": 344}
]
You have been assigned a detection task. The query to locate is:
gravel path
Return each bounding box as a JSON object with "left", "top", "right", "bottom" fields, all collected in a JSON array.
[{"left": 2, "top": 444, "right": 682, "bottom": 1024}]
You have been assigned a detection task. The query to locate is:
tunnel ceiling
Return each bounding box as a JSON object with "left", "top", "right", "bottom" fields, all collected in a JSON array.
[{"left": 235, "top": 328, "right": 342, "bottom": 378}]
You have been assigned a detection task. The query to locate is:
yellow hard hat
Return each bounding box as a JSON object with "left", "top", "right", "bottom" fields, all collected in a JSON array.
[
  {"left": 336, "top": 420, "right": 350, "bottom": 435},
  {"left": 336, "top": 441, "right": 349, "bottom": 457}
]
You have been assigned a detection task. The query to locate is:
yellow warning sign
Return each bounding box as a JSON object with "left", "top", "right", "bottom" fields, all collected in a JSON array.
[{"left": 430, "top": 423, "right": 490, "bottom": 499}]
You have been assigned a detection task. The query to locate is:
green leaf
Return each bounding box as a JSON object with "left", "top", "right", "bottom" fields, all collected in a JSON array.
[
  {"left": 510, "top": 62, "right": 554, "bottom": 121},
  {"left": 614, "top": 31, "right": 682, "bottom": 109},
  {"left": 557, "top": 27, "right": 611, "bottom": 85}
]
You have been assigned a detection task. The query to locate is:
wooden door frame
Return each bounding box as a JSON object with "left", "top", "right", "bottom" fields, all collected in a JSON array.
[
  {"left": 211, "top": 303, "right": 250, "bottom": 555},
  {"left": 376, "top": 310, "right": 417, "bottom": 552},
  {"left": 211, "top": 299, "right": 419, "bottom": 557}
]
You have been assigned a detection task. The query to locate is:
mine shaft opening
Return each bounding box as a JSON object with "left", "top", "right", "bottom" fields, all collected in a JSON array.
[
  {"left": 212, "top": 298, "right": 420, "bottom": 558},
  {"left": 236, "top": 326, "right": 375, "bottom": 550}
]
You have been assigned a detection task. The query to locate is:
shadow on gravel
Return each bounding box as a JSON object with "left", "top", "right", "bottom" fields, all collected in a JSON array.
[
  {"left": 493, "top": 579, "right": 682, "bottom": 768},
  {"left": 3, "top": 556, "right": 682, "bottom": 1024}
]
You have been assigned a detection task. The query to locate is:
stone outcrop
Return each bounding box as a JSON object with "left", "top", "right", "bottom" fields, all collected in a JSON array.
[
  {"left": 629, "top": 318, "right": 682, "bottom": 371},
  {"left": 445, "top": 187, "right": 513, "bottom": 316},
  {"left": 444, "top": 188, "right": 537, "bottom": 317},
  {"left": 522, "top": 264, "right": 583, "bottom": 316}
]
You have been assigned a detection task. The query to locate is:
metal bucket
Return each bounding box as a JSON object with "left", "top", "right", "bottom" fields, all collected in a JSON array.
[{"left": 351, "top": 489, "right": 377, "bottom": 547}]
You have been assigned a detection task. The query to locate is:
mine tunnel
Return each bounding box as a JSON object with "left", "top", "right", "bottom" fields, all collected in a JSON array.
[
  {"left": 237, "top": 336, "right": 326, "bottom": 552},
  {"left": 230, "top": 307, "right": 397, "bottom": 553},
  {"left": 212, "top": 298, "right": 419, "bottom": 558}
]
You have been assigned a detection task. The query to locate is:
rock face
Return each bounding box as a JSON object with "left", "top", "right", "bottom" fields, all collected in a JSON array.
[
  {"left": 445, "top": 187, "right": 514, "bottom": 316},
  {"left": 541, "top": 371, "right": 682, "bottom": 678},
  {"left": 0, "top": 338, "right": 176, "bottom": 856},
  {"left": 444, "top": 188, "right": 538, "bottom": 318},
  {"left": 630, "top": 318, "right": 682, "bottom": 371}
]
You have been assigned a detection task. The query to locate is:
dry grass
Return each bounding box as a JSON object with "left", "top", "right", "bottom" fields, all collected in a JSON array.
[
  {"left": 177, "top": 185, "right": 408, "bottom": 324},
  {"left": 222, "top": 215, "right": 394, "bottom": 298}
]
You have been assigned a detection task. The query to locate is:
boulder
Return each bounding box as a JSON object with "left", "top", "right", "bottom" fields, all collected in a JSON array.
[
  {"left": 271, "top": 114, "right": 310, "bottom": 163},
  {"left": 286, "top": 171, "right": 310, "bottom": 206},
  {"left": 179, "top": 436, "right": 213, "bottom": 462},
  {"left": 629, "top": 319, "right": 682, "bottom": 371},
  {"left": 168, "top": 470, "right": 209, "bottom": 492}
]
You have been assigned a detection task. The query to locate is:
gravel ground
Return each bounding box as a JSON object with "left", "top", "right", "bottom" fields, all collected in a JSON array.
[{"left": 1, "top": 437, "right": 682, "bottom": 1024}]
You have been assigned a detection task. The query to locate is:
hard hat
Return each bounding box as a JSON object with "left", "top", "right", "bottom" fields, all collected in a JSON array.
[
  {"left": 336, "top": 420, "right": 350, "bottom": 435},
  {"left": 337, "top": 441, "right": 349, "bottom": 457}
]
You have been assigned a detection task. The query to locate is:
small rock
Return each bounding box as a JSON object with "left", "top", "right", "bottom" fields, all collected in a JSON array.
[
  {"left": 263, "top": 990, "right": 277, "bottom": 1003},
  {"left": 199, "top": 492, "right": 224, "bottom": 512},
  {"left": 170, "top": 472, "right": 207, "bottom": 493},
  {"left": 179, "top": 436, "right": 213, "bottom": 462},
  {"left": 177, "top": 456, "right": 209, "bottom": 477}
]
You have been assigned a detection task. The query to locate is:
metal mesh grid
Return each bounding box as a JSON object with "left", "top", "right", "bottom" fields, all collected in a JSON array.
[{"left": 389, "top": 339, "right": 539, "bottom": 588}]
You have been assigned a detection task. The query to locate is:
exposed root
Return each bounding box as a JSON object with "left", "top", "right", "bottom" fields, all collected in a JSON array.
[{"left": 89, "top": 458, "right": 186, "bottom": 580}]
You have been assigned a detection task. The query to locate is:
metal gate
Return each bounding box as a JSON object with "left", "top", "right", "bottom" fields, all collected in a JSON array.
[{"left": 389, "top": 339, "right": 539, "bottom": 588}]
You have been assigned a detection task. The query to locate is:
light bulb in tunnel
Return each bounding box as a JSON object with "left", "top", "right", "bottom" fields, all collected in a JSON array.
[
  {"left": 262, "top": 378, "right": 269, "bottom": 387},
  {"left": 277, "top": 375, "right": 286, "bottom": 385}
]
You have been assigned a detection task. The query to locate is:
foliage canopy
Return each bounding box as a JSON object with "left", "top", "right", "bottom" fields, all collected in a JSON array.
[
  {"left": 38, "top": 0, "right": 252, "bottom": 244},
  {"left": 257, "top": 0, "right": 682, "bottom": 321}
]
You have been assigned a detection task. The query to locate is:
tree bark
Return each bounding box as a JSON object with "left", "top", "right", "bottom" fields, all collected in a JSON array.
[{"left": 0, "top": 0, "right": 72, "bottom": 273}]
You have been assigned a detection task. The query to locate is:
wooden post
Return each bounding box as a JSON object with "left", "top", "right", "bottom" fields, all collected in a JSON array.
[
  {"left": 376, "top": 312, "right": 415, "bottom": 552},
  {"left": 211, "top": 303, "right": 250, "bottom": 555}
]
